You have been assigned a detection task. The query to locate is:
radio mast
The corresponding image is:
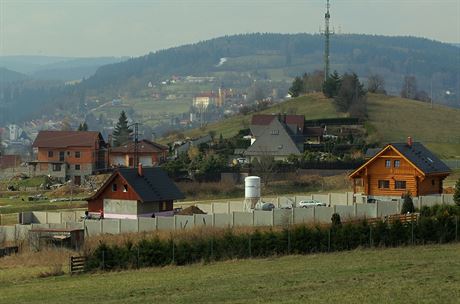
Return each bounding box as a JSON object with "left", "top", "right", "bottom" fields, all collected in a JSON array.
[{"left": 321, "top": 0, "right": 334, "bottom": 80}]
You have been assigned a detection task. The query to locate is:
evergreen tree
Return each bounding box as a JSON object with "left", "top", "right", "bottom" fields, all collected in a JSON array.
[
  {"left": 334, "top": 73, "right": 366, "bottom": 113},
  {"left": 77, "top": 122, "right": 88, "bottom": 131},
  {"left": 112, "top": 111, "right": 132, "bottom": 147},
  {"left": 322, "top": 71, "right": 341, "bottom": 98},
  {"left": 454, "top": 178, "right": 460, "bottom": 206},
  {"left": 288, "top": 76, "right": 304, "bottom": 98},
  {"left": 401, "top": 192, "right": 415, "bottom": 214}
]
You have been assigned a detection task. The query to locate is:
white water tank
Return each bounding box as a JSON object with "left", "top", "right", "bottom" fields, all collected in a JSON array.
[{"left": 245, "top": 176, "right": 261, "bottom": 199}]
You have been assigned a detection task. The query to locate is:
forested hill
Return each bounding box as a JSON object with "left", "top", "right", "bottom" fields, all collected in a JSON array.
[
  {"left": 82, "top": 33, "right": 459, "bottom": 102},
  {"left": 0, "top": 67, "right": 28, "bottom": 83}
]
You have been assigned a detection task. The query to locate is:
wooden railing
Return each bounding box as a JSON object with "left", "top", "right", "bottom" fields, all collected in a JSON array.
[{"left": 69, "top": 256, "right": 87, "bottom": 275}]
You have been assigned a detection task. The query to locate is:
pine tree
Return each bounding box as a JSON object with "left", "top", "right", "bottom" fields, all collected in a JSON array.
[
  {"left": 78, "top": 122, "right": 88, "bottom": 131},
  {"left": 113, "top": 111, "right": 132, "bottom": 147},
  {"left": 401, "top": 192, "right": 415, "bottom": 214},
  {"left": 288, "top": 76, "right": 304, "bottom": 98},
  {"left": 322, "top": 71, "right": 341, "bottom": 98},
  {"left": 454, "top": 178, "right": 460, "bottom": 206}
]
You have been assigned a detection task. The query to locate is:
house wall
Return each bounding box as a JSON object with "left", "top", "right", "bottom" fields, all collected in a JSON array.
[
  {"left": 88, "top": 174, "right": 139, "bottom": 212},
  {"left": 109, "top": 152, "right": 166, "bottom": 167},
  {"left": 419, "top": 176, "right": 444, "bottom": 195},
  {"left": 35, "top": 145, "right": 101, "bottom": 181}
]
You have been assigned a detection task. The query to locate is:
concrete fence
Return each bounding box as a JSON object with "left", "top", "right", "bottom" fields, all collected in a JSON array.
[
  {"left": 0, "top": 194, "right": 456, "bottom": 243},
  {"left": 0, "top": 194, "right": 454, "bottom": 242}
]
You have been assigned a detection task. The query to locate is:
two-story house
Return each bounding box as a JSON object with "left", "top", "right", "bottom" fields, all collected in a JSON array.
[
  {"left": 29, "top": 131, "right": 107, "bottom": 185},
  {"left": 349, "top": 138, "right": 451, "bottom": 199}
]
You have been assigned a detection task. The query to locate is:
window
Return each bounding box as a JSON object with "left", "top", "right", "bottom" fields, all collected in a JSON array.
[
  {"left": 52, "top": 164, "right": 61, "bottom": 172},
  {"left": 48, "top": 151, "right": 54, "bottom": 158},
  {"left": 75, "top": 164, "right": 80, "bottom": 171},
  {"left": 112, "top": 184, "right": 117, "bottom": 192},
  {"left": 59, "top": 151, "right": 65, "bottom": 162},
  {"left": 394, "top": 160, "right": 400, "bottom": 168},
  {"left": 67, "top": 151, "right": 71, "bottom": 156},
  {"left": 431, "top": 179, "right": 435, "bottom": 186},
  {"left": 395, "top": 180, "right": 406, "bottom": 189},
  {"left": 162, "top": 202, "right": 167, "bottom": 211},
  {"left": 378, "top": 180, "right": 390, "bottom": 189},
  {"left": 271, "top": 130, "right": 279, "bottom": 135},
  {"left": 385, "top": 160, "right": 391, "bottom": 168},
  {"left": 75, "top": 151, "right": 81, "bottom": 158},
  {"left": 123, "top": 185, "right": 128, "bottom": 192}
]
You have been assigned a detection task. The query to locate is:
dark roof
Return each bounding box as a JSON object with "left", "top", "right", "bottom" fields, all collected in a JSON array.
[
  {"left": 251, "top": 114, "right": 304, "bottom": 127},
  {"left": 245, "top": 118, "right": 302, "bottom": 156},
  {"left": 365, "top": 148, "right": 381, "bottom": 159},
  {"left": 304, "top": 127, "right": 324, "bottom": 137},
  {"left": 110, "top": 139, "right": 168, "bottom": 154},
  {"left": 33, "top": 131, "right": 104, "bottom": 148},
  {"left": 117, "top": 167, "right": 185, "bottom": 202},
  {"left": 391, "top": 142, "right": 451, "bottom": 174}
]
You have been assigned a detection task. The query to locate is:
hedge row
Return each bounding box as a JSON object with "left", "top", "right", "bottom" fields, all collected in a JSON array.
[{"left": 85, "top": 206, "right": 459, "bottom": 272}]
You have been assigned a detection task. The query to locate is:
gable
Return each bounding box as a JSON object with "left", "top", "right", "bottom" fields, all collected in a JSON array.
[{"left": 245, "top": 119, "right": 302, "bottom": 156}]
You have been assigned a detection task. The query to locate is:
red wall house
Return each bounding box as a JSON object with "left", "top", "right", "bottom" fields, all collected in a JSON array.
[{"left": 87, "top": 166, "right": 184, "bottom": 219}]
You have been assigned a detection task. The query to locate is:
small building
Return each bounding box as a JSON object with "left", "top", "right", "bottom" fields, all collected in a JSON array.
[
  {"left": 349, "top": 138, "right": 451, "bottom": 198},
  {"left": 87, "top": 166, "right": 185, "bottom": 219},
  {"left": 109, "top": 139, "right": 168, "bottom": 168},
  {"left": 28, "top": 131, "right": 107, "bottom": 185}
]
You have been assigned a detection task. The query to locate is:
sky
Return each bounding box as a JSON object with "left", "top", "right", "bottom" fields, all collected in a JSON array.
[{"left": 1, "top": 0, "right": 459, "bottom": 57}]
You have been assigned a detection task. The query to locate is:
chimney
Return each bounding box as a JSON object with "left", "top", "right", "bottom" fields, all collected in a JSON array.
[
  {"left": 138, "top": 163, "right": 143, "bottom": 176},
  {"left": 407, "top": 136, "right": 413, "bottom": 147}
]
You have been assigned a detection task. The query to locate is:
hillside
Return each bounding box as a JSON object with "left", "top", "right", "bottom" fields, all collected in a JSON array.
[
  {"left": 171, "top": 93, "right": 460, "bottom": 158},
  {"left": 0, "top": 244, "right": 459, "bottom": 303},
  {"left": 0, "top": 67, "right": 28, "bottom": 83},
  {"left": 164, "top": 93, "right": 342, "bottom": 140},
  {"left": 82, "top": 33, "right": 460, "bottom": 107},
  {"left": 366, "top": 94, "right": 460, "bottom": 158}
]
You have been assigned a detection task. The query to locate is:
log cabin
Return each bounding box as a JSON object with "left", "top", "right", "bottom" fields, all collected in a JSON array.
[{"left": 349, "top": 138, "right": 451, "bottom": 198}]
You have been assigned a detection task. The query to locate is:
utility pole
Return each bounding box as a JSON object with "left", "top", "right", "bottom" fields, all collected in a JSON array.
[
  {"left": 321, "top": 0, "right": 334, "bottom": 81},
  {"left": 133, "top": 122, "right": 139, "bottom": 168}
]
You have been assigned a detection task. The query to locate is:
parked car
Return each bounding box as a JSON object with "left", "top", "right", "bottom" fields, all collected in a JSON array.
[
  {"left": 254, "top": 202, "right": 275, "bottom": 211},
  {"left": 298, "top": 199, "right": 326, "bottom": 208}
]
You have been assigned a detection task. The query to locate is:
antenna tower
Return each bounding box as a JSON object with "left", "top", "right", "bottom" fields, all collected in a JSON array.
[{"left": 321, "top": 0, "right": 334, "bottom": 80}]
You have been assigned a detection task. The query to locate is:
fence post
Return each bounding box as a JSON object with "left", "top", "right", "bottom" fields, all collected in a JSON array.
[
  {"left": 248, "top": 235, "right": 252, "bottom": 257},
  {"left": 456, "top": 216, "right": 458, "bottom": 242},
  {"left": 287, "top": 228, "right": 291, "bottom": 254},
  {"left": 172, "top": 240, "right": 175, "bottom": 264},
  {"left": 369, "top": 225, "right": 373, "bottom": 247}
]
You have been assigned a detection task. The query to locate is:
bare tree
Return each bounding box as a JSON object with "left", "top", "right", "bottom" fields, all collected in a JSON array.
[
  {"left": 367, "top": 74, "right": 386, "bottom": 94},
  {"left": 401, "top": 76, "right": 417, "bottom": 99}
]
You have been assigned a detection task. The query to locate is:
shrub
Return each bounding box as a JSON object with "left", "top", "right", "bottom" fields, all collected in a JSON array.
[{"left": 454, "top": 178, "right": 460, "bottom": 206}]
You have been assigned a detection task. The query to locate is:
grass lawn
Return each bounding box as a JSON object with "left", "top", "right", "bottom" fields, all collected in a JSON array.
[
  {"left": 1, "top": 244, "right": 459, "bottom": 303},
  {"left": 366, "top": 94, "right": 460, "bottom": 158}
]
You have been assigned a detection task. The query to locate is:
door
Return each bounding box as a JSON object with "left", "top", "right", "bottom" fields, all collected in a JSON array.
[{"left": 74, "top": 176, "right": 81, "bottom": 186}]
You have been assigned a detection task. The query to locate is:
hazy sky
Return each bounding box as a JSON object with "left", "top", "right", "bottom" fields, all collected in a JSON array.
[{"left": 1, "top": 0, "right": 459, "bottom": 57}]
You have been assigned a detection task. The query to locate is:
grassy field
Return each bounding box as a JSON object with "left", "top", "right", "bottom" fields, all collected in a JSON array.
[
  {"left": 366, "top": 94, "right": 460, "bottom": 158},
  {"left": 0, "top": 244, "right": 459, "bottom": 303}
]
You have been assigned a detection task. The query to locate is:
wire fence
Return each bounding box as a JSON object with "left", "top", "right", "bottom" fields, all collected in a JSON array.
[{"left": 84, "top": 213, "right": 459, "bottom": 272}]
